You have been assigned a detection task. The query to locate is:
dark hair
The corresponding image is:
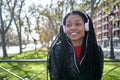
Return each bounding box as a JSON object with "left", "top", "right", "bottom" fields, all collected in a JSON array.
[
  {"left": 49, "top": 10, "right": 98, "bottom": 59},
  {"left": 63, "top": 11, "right": 88, "bottom": 25},
  {"left": 48, "top": 10, "right": 99, "bottom": 79}
]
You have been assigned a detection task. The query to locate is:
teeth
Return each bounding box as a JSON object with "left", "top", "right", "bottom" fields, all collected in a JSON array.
[{"left": 70, "top": 32, "right": 77, "bottom": 35}]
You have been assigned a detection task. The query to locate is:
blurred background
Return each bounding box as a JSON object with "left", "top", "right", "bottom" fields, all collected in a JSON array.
[{"left": 0, "top": 0, "right": 120, "bottom": 80}]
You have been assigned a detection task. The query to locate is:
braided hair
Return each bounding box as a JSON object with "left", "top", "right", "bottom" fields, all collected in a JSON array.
[
  {"left": 50, "top": 10, "right": 98, "bottom": 58},
  {"left": 48, "top": 10, "right": 100, "bottom": 79}
]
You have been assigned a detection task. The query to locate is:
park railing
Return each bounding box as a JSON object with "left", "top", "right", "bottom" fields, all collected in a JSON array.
[
  {"left": 103, "top": 59, "right": 120, "bottom": 77},
  {"left": 0, "top": 59, "right": 120, "bottom": 80},
  {"left": 0, "top": 59, "right": 48, "bottom": 80}
]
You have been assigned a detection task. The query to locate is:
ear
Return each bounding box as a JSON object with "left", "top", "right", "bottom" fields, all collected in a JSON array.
[{"left": 85, "top": 18, "right": 89, "bottom": 31}]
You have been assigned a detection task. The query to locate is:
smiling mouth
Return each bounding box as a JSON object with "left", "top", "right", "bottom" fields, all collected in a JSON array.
[{"left": 70, "top": 32, "right": 79, "bottom": 35}]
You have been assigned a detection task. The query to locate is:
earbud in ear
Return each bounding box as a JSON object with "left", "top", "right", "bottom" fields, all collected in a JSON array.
[{"left": 85, "top": 20, "right": 89, "bottom": 31}]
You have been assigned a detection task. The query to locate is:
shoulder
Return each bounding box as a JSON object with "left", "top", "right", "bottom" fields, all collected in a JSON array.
[
  {"left": 48, "top": 41, "right": 62, "bottom": 55},
  {"left": 53, "top": 41, "right": 62, "bottom": 52},
  {"left": 55, "top": 41, "right": 62, "bottom": 49}
]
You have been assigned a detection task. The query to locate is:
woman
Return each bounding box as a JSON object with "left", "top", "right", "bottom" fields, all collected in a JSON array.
[{"left": 48, "top": 10, "right": 104, "bottom": 80}]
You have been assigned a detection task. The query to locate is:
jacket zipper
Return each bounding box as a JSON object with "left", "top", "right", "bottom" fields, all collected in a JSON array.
[
  {"left": 66, "top": 33, "right": 89, "bottom": 75},
  {"left": 67, "top": 42, "right": 80, "bottom": 73},
  {"left": 67, "top": 41, "right": 87, "bottom": 74}
]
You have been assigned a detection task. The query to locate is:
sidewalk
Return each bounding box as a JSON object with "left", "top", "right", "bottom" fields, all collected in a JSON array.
[
  {"left": 102, "top": 47, "right": 120, "bottom": 59},
  {"left": 102, "top": 47, "right": 120, "bottom": 52},
  {"left": 0, "top": 44, "right": 42, "bottom": 57}
]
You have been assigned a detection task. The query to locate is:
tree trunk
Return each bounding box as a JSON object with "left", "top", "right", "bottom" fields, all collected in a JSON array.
[
  {"left": 70, "top": 0, "right": 74, "bottom": 11},
  {"left": 1, "top": 33, "right": 8, "bottom": 57},
  {"left": 90, "top": 0, "right": 94, "bottom": 19},
  {"left": 18, "top": 31, "right": 22, "bottom": 53}
]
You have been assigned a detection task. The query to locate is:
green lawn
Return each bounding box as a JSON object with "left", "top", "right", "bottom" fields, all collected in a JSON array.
[
  {"left": 0, "top": 49, "right": 120, "bottom": 80},
  {"left": 0, "top": 49, "right": 48, "bottom": 80},
  {"left": 102, "top": 62, "right": 120, "bottom": 80}
]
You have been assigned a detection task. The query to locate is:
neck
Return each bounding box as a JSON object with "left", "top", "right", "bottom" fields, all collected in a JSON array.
[{"left": 71, "top": 38, "right": 83, "bottom": 47}]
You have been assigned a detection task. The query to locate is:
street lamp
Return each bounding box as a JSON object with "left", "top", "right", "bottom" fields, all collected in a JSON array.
[{"left": 109, "top": 11, "right": 115, "bottom": 59}]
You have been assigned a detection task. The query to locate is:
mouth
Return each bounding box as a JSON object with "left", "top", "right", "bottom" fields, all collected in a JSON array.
[{"left": 70, "top": 32, "right": 79, "bottom": 35}]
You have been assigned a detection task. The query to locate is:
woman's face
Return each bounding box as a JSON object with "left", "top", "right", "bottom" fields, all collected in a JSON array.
[{"left": 65, "top": 14, "right": 85, "bottom": 42}]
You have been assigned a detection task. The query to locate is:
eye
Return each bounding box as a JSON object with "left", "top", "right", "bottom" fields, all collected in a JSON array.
[
  {"left": 66, "top": 24, "right": 72, "bottom": 27},
  {"left": 76, "top": 23, "right": 82, "bottom": 26}
]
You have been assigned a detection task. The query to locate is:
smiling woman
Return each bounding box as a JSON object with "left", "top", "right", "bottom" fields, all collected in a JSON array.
[
  {"left": 65, "top": 14, "right": 85, "bottom": 47},
  {"left": 48, "top": 10, "right": 104, "bottom": 80}
]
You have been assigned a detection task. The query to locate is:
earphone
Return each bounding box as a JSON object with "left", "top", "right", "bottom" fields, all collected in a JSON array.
[
  {"left": 84, "top": 14, "right": 89, "bottom": 31},
  {"left": 63, "top": 25, "right": 66, "bottom": 32}
]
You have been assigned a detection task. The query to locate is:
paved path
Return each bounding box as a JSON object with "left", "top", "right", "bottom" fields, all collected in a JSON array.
[
  {"left": 102, "top": 48, "right": 120, "bottom": 59},
  {"left": 0, "top": 44, "right": 42, "bottom": 57}
]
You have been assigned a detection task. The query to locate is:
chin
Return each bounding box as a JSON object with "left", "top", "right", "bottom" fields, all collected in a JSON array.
[
  {"left": 70, "top": 38, "right": 80, "bottom": 41},
  {"left": 70, "top": 37, "right": 83, "bottom": 41}
]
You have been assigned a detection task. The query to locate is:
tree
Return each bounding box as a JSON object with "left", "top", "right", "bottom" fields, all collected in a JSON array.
[
  {"left": 75, "top": 0, "right": 101, "bottom": 19},
  {"left": 25, "top": 14, "right": 37, "bottom": 50},
  {"left": 13, "top": 0, "right": 25, "bottom": 53},
  {"left": 27, "top": 1, "right": 65, "bottom": 47},
  {"left": 0, "top": 0, "right": 17, "bottom": 57}
]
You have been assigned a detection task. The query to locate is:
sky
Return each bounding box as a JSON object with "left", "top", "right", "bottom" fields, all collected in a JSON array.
[{"left": 25, "top": 0, "right": 57, "bottom": 8}]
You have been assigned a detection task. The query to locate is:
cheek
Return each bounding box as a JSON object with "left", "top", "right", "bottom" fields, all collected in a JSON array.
[
  {"left": 79, "top": 28, "right": 85, "bottom": 37},
  {"left": 64, "top": 29, "right": 71, "bottom": 38}
]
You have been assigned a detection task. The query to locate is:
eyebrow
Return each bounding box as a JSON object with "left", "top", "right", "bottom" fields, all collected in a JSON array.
[{"left": 66, "top": 20, "right": 82, "bottom": 22}]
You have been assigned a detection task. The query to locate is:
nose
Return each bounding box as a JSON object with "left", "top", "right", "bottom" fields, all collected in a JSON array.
[{"left": 70, "top": 25, "right": 76, "bottom": 29}]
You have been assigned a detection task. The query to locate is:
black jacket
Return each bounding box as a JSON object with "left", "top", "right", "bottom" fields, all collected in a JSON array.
[{"left": 48, "top": 41, "right": 104, "bottom": 80}]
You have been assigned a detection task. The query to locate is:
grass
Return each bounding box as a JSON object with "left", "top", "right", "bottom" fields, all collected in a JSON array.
[
  {"left": 102, "top": 62, "right": 120, "bottom": 80},
  {"left": 0, "top": 48, "right": 120, "bottom": 80},
  {"left": 0, "top": 48, "right": 48, "bottom": 80}
]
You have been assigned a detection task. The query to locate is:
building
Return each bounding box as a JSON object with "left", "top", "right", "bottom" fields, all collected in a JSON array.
[{"left": 93, "top": 0, "right": 120, "bottom": 49}]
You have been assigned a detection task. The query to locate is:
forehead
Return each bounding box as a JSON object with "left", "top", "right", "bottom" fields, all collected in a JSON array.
[{"left": 66, "top": 14, "right": 84, "bottom": 22}]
